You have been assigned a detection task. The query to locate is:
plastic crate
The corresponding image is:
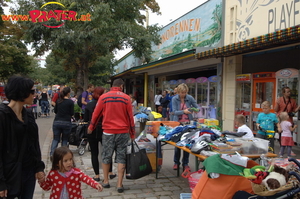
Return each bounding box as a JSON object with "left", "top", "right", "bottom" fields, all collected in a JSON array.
[
  {"left": 180, "top": 193, "right": 192, "bottom": 199},
  {"left": 204, "top": 118, "right": 219, "bottom": 126},
  {"left": 235, "top": 137, "right": 269, "bottom": 155}
]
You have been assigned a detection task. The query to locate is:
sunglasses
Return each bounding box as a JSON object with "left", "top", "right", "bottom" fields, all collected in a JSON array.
[{"left": 30, "top": 89, "right": 35, "bottom": 95}]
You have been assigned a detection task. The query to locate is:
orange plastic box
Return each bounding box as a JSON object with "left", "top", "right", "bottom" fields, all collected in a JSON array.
[{"left": 146, "top": 121, "right": 180, "bottom": 138}]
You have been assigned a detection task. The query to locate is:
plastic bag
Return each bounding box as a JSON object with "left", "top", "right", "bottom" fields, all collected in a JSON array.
[{"left": 182, "top": 169, "right": 204, "bottom": 191}]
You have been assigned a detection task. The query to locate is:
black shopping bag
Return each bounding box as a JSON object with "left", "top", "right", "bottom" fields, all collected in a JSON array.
[{"left": 126, "top": 141, "right": 152, "bottom": 179}]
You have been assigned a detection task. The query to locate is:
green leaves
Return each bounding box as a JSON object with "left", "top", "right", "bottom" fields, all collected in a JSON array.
[{"left": 13, "top": 0, "right": 160, "bottom": 90}]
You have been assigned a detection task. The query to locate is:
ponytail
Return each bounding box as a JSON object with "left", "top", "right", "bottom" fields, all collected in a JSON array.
[{"left": 57, "top": 87, "right": 71, "bottom": 103}]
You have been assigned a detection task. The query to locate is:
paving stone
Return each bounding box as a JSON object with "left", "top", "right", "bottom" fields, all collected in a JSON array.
[
  {"left": 136, "top": 192, "right": 157, "bottom": 198},
  {"left": 152, "top": 187, "right": 164, "bottom": 192},
  {"left": 154, "top": 191, "right": 174, "bottom": 196},
  {"left": 32, "top": 125, "right": 191, "bottom": 199},
  {"left": 159, "top": 196, "right": 172, "bottom": 199},
  {"left": 146, "top": 183, "right": 164, "bottom": 188},
  {"left": 123, "top": 194, "right": 140, "bottom": 199}
]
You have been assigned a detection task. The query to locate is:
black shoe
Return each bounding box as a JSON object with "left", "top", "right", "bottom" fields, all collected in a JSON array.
[
  {"left": 93, "top": 177, "right": 100, "bottom": 182},
  {"left": 117, "top": 186, "right": 124, "bottom": 193},
  {"left": 102, "top": 181, "right": 110, "bottom": 188},
  {"left": 109, "top": 174, "right": 116, "bottom": 179}
]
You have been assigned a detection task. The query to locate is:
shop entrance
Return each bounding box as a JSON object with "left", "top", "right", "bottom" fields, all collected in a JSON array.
[{"left": 235, "top": 69, "right": 300, "bottom": 145}]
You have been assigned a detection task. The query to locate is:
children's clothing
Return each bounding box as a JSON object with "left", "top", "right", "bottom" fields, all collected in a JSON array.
[
  {"left": 280, "top": 120, "right": 294, "bottom": 146},
  {"left": 39, "top": 168, "right": 99, "bottom": 199},
  {"left": 279, "top": 120, "right": 294, "bottom": 157},
  {"left": 237, "top": 124, "right": 254, "bottom": 139},
  {"left": 256, "top": 112, "right": 278, "bottom": 151},
  {"left": 256, "top": 113, "right": 278, "bottom": 136}
]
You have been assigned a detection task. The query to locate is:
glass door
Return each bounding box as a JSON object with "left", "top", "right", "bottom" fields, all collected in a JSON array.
[
  {"left": 252, "top": 72, "right": 276, "bottom": 112},
  {"left": 196, "top": 77, "right": 208, "bottom": 118}
]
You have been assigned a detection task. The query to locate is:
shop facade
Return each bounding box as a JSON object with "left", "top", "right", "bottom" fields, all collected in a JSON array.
[
  {"left": 195, "top": 0, "right": 300, "bottom": 142},
  {"left": 113, "top": 0, "right": 224, "bottom": 122}
]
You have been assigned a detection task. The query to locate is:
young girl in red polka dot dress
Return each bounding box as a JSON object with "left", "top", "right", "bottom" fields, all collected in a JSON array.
[{"left": 39, "top": 147, "right": 102, "bottom": 199}]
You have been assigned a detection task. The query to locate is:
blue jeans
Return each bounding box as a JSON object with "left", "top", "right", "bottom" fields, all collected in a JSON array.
[
  {"left": 41, "top": 100, "right": 49, "bottom": 115},
  {"left": 174, "top": 147, "right": 189, "bottom": 166},
  {"left": 50, "top": 120, "right": 72, "bottom": 156}
]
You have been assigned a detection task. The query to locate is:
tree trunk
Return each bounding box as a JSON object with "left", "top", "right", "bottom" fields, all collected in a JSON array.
[
  {"left": 82, "top": 58, "right": 89, "bottom": 90},
  {"left": 76, "top": 63, "right": 84, "bottom": 95}
]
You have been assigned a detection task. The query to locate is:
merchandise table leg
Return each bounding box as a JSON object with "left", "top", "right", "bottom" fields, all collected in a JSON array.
[{"left": 195, "top": 156, "right": 200, "bottom": 170}]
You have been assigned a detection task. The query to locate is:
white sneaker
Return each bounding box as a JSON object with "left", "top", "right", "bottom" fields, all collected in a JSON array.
[{"left": 279, "top": 155, "right": 283, "bottom": 158}]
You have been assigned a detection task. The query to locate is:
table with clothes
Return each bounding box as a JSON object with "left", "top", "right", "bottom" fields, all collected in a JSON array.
[{"left": 140, "top": 121, "right": 277, "bottom": 179}]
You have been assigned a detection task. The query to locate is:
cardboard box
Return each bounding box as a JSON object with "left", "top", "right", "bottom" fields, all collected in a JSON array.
[{"left": 146, "top": 152, "right": 162, "bottom": 172}]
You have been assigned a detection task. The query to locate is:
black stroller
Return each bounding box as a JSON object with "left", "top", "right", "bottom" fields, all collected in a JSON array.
[
  {"left": 68, "top": 121, "right": 89, "bottom": 155},
  {"left": 232, "top": 158, "right": 300, "bottom": 199}
]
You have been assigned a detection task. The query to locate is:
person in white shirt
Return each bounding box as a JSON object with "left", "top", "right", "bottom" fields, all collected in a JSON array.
[
  {"left": 235, "top": 114, "right": 254, "bottom": 139},
  {"left": 154, "top": 90, "right": 162, "bottom": 112}
]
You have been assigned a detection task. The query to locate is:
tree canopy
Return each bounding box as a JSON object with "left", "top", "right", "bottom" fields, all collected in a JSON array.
[
  {"left": 13, "top": 0, "right": 161, "bottom": 92},
  {"left": 0, "top": 3, "right": 33, "bottom": 83}
]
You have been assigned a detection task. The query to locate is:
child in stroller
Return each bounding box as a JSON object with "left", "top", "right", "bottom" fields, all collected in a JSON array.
[{"left": 68, "top": 120, "right": 89, "bottom": 155}]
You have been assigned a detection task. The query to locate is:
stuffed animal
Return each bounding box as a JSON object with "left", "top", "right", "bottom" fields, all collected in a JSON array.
[
  {"left": 262, "top": 165, "right": 289, "bottom": 190},
  {"left": 242, "top": 165, "right": 266, "bottom": 179}
]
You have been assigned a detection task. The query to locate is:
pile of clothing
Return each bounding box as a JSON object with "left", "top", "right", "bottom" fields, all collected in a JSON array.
[
  {"left": 134, "top": 107, "right": 162, "bottom": 123},
  {"left": 157, "top": 123, "right": 223, "bottom": 156}
]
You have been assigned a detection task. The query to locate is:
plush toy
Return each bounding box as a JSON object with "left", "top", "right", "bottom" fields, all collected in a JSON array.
[
  {"left": 242, "top": 165, "right": 266, "bottom": 179},
  {"left": 262, "top": 165, "right": 289, "bottom": 190}
]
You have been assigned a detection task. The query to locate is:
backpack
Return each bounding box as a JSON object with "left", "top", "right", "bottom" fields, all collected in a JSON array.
[{"left": 77, "top": 91, "right": 88, "bottom": 108}]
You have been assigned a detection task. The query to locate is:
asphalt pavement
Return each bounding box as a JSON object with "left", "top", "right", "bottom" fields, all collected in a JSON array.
[{"left": 32, "top": 114, "right": 300, "bottom": 199}]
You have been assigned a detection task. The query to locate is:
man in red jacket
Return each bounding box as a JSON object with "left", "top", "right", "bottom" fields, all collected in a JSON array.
[{"left": 88, "top": 78, "right": 135, "bottom": 193}]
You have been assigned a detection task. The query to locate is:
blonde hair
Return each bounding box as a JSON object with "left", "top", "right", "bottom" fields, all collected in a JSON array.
[
  {"left": 235, "top": 114, "right": 246, "bottom": 124},
  {"left": 261, "top": 101, "right": 271, "bottom": 108},
  {"left": 279, "top": 112, "right": 289, "bottom": 121},
  {"left": 177, "top": 83, "right": 189, "bottom": 93}
]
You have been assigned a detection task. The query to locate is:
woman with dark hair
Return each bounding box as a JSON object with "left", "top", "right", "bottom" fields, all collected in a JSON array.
[
  {"left": 0, "top": 75, "right": 45, "bottom": 199},
  {"left": 49, "top": 87, "right": 74, "bottom": 159},
  {"left": 39, "top": 88, "right": 50, "bottom": 117},
  {"left": 84, "top": 87, "right": 116, "bottom": 182}
]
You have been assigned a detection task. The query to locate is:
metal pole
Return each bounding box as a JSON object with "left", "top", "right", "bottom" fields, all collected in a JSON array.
[{"left": 144, "top": 73, "right": 148, "bottom": 107}]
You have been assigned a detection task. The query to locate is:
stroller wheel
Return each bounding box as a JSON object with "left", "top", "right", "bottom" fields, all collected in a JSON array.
[
  {"left": 78, "top": 146, "right": 85, "bottom": 155},
  {"left": 38, "top": 112, "right": 41, "bottom": 117}
]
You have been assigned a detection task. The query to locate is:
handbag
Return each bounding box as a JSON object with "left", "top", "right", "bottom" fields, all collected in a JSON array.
[{"left": 126, "top": 141, "right": 152, "bottom": 179}]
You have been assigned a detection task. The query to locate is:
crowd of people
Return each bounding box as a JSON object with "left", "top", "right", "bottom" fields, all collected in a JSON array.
[
  {"left": 1, "top": 74, "right": 300, "bottom": 198},
  {"left": 0, "top": 76, "right": 138, "bottom": 198}
]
